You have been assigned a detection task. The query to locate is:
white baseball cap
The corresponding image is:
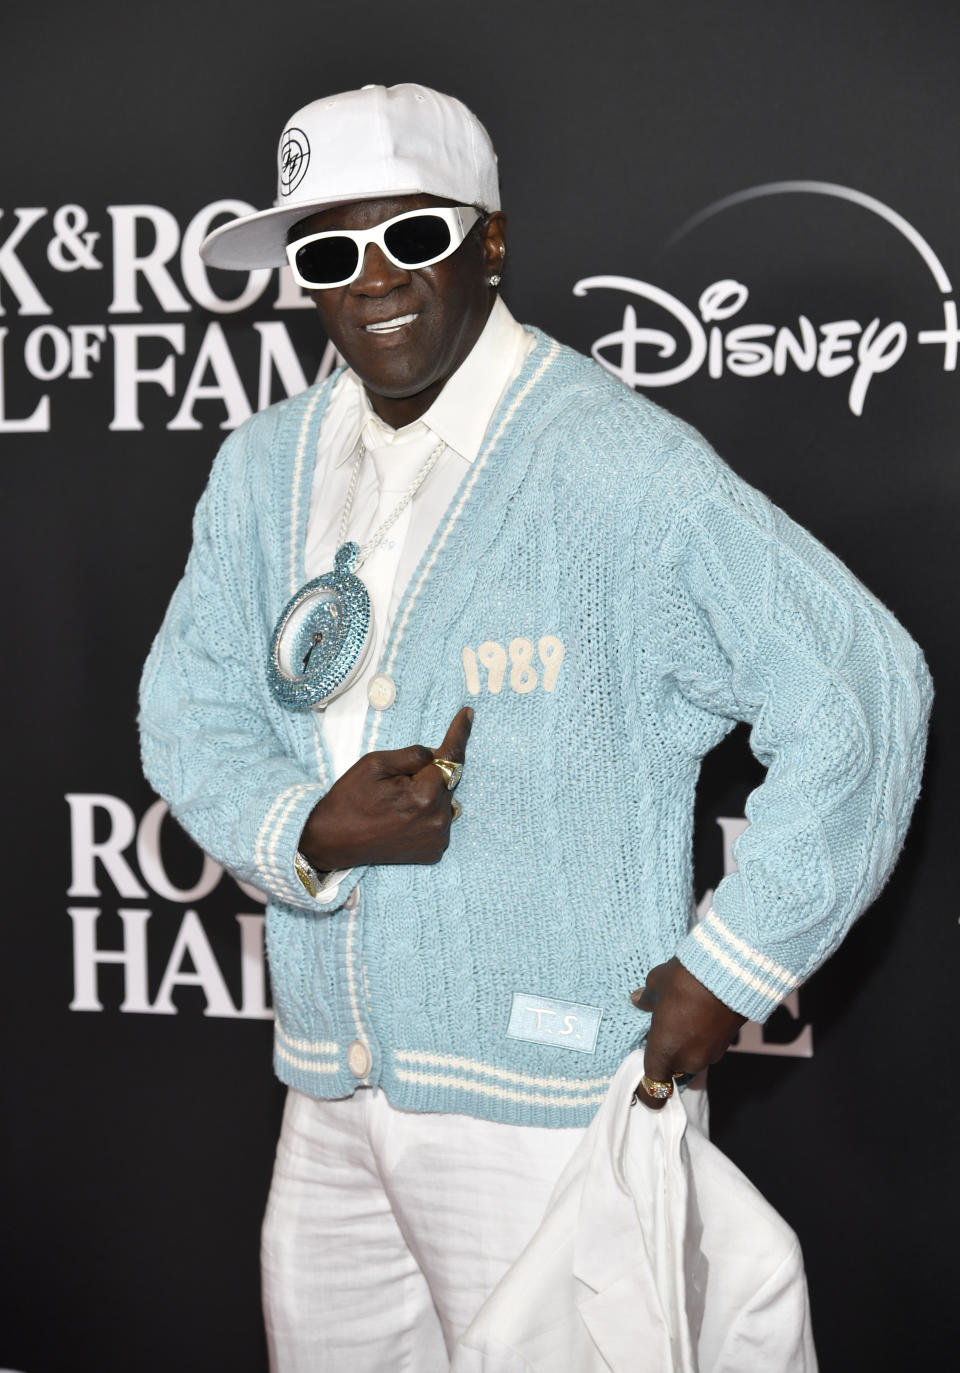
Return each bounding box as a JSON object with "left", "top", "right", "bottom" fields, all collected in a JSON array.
[{"left": 200, "top": 83, "right": 501, "bottom": 270}]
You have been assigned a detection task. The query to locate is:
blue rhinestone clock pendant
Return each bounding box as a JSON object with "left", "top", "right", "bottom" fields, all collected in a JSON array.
[
  {"left": 267, "top": 436, "right": 447, "bottom": 712},
  {"left": 267, "top": 542, "right": 374, "bottom": 710}
]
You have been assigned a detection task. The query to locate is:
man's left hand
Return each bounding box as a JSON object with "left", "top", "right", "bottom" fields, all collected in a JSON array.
[{"left": 630, "top": 957, "right": 746, "bottom": 1110}]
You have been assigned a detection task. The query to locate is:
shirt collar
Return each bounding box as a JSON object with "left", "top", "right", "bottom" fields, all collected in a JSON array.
[{"left": 334, "top": 297, "right": 530, "bottom": 467}]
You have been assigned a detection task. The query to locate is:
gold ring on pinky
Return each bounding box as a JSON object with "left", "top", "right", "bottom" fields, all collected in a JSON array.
[
  {"left": 451, "top": 798, "right": 463, "bottom": 821},
  {"left": 640, "top": 1073, "right": 674, "bottom": 1100},
  {"left": 433, "top": 758, "right": 463, "bottom": 790}
]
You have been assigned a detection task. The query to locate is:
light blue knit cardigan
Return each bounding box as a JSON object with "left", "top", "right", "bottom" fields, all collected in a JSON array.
[{"left": 139, "top": 330, "right": 931, "bottom": 1127}]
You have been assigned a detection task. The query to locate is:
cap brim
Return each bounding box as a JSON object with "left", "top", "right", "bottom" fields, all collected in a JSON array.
[{"left": 200, "top": 186, "right": 428, "bottom": 270}]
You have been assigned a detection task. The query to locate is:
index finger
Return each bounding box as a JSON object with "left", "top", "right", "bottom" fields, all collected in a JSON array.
[{"left": 432, "top": 706, "right": 474, "bottom": 765}]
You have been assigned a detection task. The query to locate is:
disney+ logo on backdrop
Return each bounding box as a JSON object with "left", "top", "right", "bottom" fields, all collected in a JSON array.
[{"left": 575, "top": 182, "right": 960, "bottom": 416}]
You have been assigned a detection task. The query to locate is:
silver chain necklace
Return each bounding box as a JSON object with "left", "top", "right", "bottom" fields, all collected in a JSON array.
[
  {"left": 338, "top": 435, "right": 447, "bottom": 569},
  {"left": 268, "top": 434, "right": 446, "bottom": 711}
]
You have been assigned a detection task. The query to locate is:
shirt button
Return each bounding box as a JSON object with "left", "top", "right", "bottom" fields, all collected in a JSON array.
[
  {"left": 347, "top": 1040, "right": 372, "bottom": 1078},
  {"left": 368, "top": 673, "right": 396, "bottom": 709}
]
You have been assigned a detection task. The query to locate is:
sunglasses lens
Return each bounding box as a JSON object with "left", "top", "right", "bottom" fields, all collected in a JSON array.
[
  {"left": 384, "top": 213, "right": 453, "bottom": 267},
  {"left": 295, "top": 236, "right": 360, "bottom": 286}
]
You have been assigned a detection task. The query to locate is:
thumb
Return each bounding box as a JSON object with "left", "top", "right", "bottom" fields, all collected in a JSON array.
[
  {"left": 630, "top": 959, "right": 667, "bottom": 1013},
  {"left": 631, "top": 984, "right": 654, "bottom": 1013},
  {"left": 433, "top": 706, "right": 474, "bottom": 764}
]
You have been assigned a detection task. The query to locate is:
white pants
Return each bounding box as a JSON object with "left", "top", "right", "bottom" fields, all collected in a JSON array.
[{"left": 261, "top": 1087, "right": 587, "bottom": 1372}]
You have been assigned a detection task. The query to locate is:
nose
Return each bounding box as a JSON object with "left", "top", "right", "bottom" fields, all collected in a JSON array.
[{"left": 350, "top": 242, "right": 411, "bottom": 296}]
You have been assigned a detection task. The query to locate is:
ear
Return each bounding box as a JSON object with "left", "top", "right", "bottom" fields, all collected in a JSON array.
[{"left": 480, "top": 211, "right": 507, "bottom": 276}]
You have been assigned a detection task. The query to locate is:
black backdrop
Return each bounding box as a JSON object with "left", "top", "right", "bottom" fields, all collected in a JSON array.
[{"left": 2, "top": 3, "right": 956, "bottom": 1369}]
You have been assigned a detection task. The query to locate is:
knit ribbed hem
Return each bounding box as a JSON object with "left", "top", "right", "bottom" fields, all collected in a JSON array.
[
  {"left": 388, "top": 1048, "right": 611, "bottom": 1122},
  {"left": 676, "top": 908, "right": 801, "bottom": 1023},
  {"left": 273, "top": 1040, "right": 615, "bottom": 1128},
  {"left": 274, "top": 1024, "right": 343, "bottom": 1082}
]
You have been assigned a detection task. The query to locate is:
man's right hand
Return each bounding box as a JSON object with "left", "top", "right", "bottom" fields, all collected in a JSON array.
[{"left": 298, "top": 706, "right": 473, "bottom": 872}]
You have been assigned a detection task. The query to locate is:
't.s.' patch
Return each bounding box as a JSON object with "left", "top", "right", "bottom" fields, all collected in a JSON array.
[{"left": 506, "top": 993, "right": 603, "bottom": 1054}]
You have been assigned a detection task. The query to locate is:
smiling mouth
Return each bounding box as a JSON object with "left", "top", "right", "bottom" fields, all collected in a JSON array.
[{"left": 364, "top": 313, "right": 419, "bottom": 334}]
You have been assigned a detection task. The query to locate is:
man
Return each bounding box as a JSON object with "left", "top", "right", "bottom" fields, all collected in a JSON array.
[{"left": 139, "top": 84, "right": 930, "bottom": 1368}]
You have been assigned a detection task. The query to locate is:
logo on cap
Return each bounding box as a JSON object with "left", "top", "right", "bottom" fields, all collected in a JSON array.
[{"left": 279, "top": 127, "right": 310, "bottom": 197}]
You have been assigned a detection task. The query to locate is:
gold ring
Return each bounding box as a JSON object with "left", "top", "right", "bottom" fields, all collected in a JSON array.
[
  {"left": 639, "top": 1074, "right": 674, "bottom": 1100},
  {"left": 451, "top": 798, "right": 462, "bottom": 821},
  {"left": 432, "top": 758, "right": 463, "bottom": 790}
]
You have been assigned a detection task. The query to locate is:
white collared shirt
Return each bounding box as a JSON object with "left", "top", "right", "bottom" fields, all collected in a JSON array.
[{"left": 302, "top": 297, "right": 533, "bottom": 890}]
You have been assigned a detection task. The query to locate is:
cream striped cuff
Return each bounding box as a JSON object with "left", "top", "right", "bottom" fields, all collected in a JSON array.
[{"left": 692, "top": 907, "right": 799, "bottom": 1007}]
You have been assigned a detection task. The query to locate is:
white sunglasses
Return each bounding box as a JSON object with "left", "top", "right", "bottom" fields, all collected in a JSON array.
[{"left": 286, "top": 206, "right": 481, "bottom": 290}]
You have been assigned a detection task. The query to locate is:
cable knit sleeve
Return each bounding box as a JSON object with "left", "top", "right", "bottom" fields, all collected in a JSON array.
[
  {"left": 138, "top": 407, "right": 350, "bottom": 915},
  {"left": 655, "top": 435, "right": 932, "bottom": 1022}
]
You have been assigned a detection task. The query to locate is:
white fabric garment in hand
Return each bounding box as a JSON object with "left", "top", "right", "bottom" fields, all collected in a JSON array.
[{"left": 451, "top": 1050, "right": 818, "bottom": 1373}]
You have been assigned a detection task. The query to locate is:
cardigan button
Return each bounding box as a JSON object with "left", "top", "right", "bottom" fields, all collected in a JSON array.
[
  {"left": 368, "top": 673, "right": 396, "bottom": 709},
  {"left": 347, "top": 1040, "right": 372, "bottom": 1078}
]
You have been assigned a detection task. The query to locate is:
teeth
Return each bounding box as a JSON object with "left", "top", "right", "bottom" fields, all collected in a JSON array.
[{"left": 365, "top": 313, "right": 418, "bottom": 333}]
